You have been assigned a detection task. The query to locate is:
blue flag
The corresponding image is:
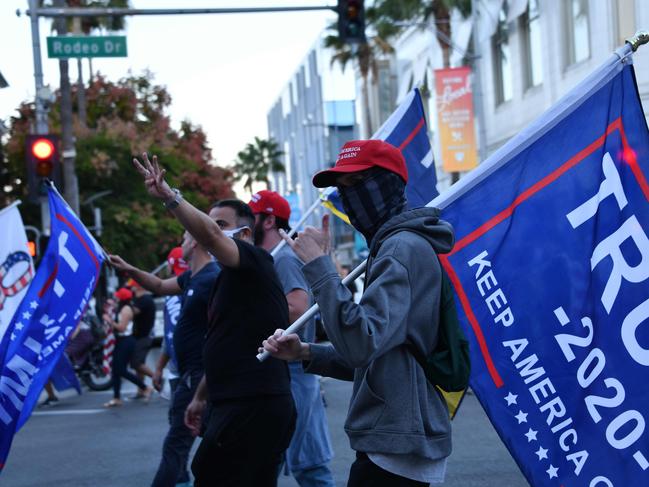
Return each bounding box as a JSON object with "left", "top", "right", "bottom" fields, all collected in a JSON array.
[
  {"left": 435, "top": 46, "right": 649, "bottom": 485},
  {"left": 0, "top": 185, "right": 104, "bottom": 470},
  {"left": 322, "top": 88, "right": 438, "bottom": 216},
  {"left": 49, "top": 354, "right": 81, "bottom": 394}
]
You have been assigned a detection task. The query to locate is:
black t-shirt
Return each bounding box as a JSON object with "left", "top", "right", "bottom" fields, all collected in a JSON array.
[
  {"left": 204, "top": 239, "right": 291, "bottom": 402},
  {"left": 174, "top": 262, "right": 220, "bottom": 375},
  {"left": 132, "top": 294, "right": 155, "bottom": 338}
]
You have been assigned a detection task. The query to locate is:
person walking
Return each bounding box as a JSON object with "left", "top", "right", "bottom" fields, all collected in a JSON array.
[
  {"left": 127, "top": 279, "right": 156, "bottom": 397},
  {"left": 249, "top": 190, "right": 335, "bottom": 487},
  {"left": 103, "top": 287, "right": 152, "bottom": 408},
  {"left": 132, "top": 154, "right": 296, "bottom": 487},
  {"left": 262, "top": 139, "right": 455, "bottom": 486},
  {"left": 110, "top": 233, "right": 219, "bottom": 487}
]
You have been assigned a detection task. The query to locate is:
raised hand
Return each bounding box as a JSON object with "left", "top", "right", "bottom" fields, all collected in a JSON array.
[
  {"left": 132, "top": 153, "right": 175, "bottom": 201},
  {"left": 279, "top": 214, "right": 331, "bottom": 264}
]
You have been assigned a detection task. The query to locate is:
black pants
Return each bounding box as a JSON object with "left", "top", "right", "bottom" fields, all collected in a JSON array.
[
  {"left": 191, "top": 394, "right": 296, "bottom": 487},
  {"left": 112, "top": 335, "right": 147, "bottom": 399},
  {"left": 150, "top": 370, "right": 202, "bottom": 487},
  {"left": 347, "top": 452, "right": 430, "bottom": 487}
]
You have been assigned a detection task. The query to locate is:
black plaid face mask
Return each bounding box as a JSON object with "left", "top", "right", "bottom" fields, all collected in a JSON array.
[{"left": 338, "top": 168, "right": 407, "bottom": 241}]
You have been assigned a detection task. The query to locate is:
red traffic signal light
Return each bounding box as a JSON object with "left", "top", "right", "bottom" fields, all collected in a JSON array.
[
  {"left": 25, "top": 134, "right": 60, "bottom": 200},
  {"left": 31, "top": 138, "right": 55, "bottom": 161}
]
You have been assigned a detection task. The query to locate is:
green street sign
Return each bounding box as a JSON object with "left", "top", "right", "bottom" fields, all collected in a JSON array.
[{"left": 47, "top": 36, "right": 127, "bottom": 59}]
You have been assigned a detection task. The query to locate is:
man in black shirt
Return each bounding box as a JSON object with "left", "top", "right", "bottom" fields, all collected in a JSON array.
[
  {"left": 132, "top": 154, "right": 296, "bottom": 487},
  {"left": 109, "top": 230, "right": 219, "bottom": 487},
  {"left": 127, "top": 279, "right": 156, "bottom": 396}
]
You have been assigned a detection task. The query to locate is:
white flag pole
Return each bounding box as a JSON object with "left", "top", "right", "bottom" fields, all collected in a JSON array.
[
  {"left": 271, "top": 195, "right": 326, "bottom": 258},
  {"left": 256, "top": 260, "right": 366, "bottom": 361}
]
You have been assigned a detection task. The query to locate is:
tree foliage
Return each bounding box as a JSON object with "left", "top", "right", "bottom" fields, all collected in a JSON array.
[
  {"left": 1, "top": 73, "right": 234, "bottom": 270},
  {"left": 231, "top": 137, "right": 284, "bottom": 193}
]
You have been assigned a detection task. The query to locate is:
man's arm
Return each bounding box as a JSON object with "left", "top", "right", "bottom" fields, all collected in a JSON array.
[
  {"left": 109, "top": 254, "right": 180, "bottom": 296},
  {"left": 133, "top": 154, "right": 241, "bottom": 268},
  {"left": 286, "top": 289, "right": 309, "bottom": 325},
  {"left": 153, "top": 351, "right": 170, "bottom": 391},
  {"left": 185, "top": 375, "right": 208, "bottom": 436}
]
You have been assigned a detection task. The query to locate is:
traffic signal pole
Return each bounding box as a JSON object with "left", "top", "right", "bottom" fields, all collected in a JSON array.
[{"left": 27, "top": 0, "right": 51, "bottom": 234}]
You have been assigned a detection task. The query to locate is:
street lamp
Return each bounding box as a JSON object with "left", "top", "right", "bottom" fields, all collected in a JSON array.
[{"left": 82, "top": 189, "right": 112, "bottom": 237}]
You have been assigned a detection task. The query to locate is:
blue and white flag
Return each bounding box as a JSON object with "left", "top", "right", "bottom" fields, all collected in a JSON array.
[
  {"left": 0, "top": 185, "right": 104, "bottom": 470},
  {"left": 322, "top": 88, "right": 438, "bottom": 215},
  {"left": 434, "top": 46, "right": 649, "bottom": 485},
  {"left": 163, "top": 295, "right": 182, "bottom": 369}
]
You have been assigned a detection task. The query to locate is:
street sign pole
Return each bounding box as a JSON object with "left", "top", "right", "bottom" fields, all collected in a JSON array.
[{"left": 27, "top": 0, "right": 51, "bottom": 235}]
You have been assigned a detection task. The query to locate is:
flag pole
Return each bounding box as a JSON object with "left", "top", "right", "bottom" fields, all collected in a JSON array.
[
  {"left": 626, "top": 30, "right": 649, "bottom": 51},
  {"left": 0, "top": 200, "right": 22, "bottom": 218},
  {"left": 256, "top": 260, "right": 366, "bottom": 361},
  {"left": 271, "top": 195, "right": 325, "bottom": 257}
]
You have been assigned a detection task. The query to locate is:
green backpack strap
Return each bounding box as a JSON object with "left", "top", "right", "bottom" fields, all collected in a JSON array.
[{"left": 407, "top": 256, "right": 471, "bottom": 393}]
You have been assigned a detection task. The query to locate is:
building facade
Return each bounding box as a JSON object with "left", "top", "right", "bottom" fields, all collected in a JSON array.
[{"left": 267, "top": 38, "right": 359, "bottom": 262}]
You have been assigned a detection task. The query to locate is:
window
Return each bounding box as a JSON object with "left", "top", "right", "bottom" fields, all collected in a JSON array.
[
  {"left": 492, "top": 1, "right": 513, "bottom": 104},
  {"left": 616, "top": 0, "right": 636, "bottom": 46},
  {"left": 566, "top": 0, "right": 590, "bottom": 66},
  {"left": 522, "top": 0, "right": 543, "bottom": 89}
]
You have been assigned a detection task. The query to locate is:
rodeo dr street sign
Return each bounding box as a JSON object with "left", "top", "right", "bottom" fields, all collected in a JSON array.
[{"left": 47, "top": 35, "right": 127, "bottom": 58}]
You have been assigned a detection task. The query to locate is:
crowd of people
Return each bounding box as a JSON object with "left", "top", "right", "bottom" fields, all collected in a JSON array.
[{"left": 58, "top": 138, "right": 454, "bottom": 487}]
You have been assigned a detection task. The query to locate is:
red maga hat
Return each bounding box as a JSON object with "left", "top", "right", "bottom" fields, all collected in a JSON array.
[
  {"left": 114, "top": 287, "right": 133, "bottom": 302},
  {"left": 312, "top": 139, "right": 408, "bottom": 188},
  {"left": 167, "top": 246, "right": 189, "bottom": 277},
  {"left": 248, "top": 190, "right": 291, "bottom": 220}
]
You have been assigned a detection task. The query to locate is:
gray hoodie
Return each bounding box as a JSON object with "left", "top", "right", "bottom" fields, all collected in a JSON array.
[{"left": 303, "top": 207, "right": 454, "bottom": 461}]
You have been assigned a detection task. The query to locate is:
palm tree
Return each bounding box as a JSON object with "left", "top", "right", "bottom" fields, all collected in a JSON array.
[
  {"left": 324, "top": 26, "right": 394, "bottom": 137},
  {"left": 232, "top": 137, "right": 284, "bottom": 194}
]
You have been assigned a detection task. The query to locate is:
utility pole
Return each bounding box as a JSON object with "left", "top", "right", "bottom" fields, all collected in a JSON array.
[
  {"left": 53, "top": 0, "right": 80, "bottom": 215},
  {"left": 28, "top": 0, "right": 52, "bottom": 234}
]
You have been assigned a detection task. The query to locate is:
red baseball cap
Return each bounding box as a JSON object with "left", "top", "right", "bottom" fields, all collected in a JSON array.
[
  {"left": 248, "top": 190, "right": 291, "bottom": 220},
  {"left": 312, "top": 139, "right": 408, "bottom": 188},
  {"left": 167, "top": 246, "right": 189, "bottom": 277},
  {"left": 114, "top": 287, "right": 133, "bottom": 302}
]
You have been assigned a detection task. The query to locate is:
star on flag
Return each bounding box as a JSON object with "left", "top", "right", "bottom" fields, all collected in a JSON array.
[
  {"left": 525, "top": 428, "right": 538, "bottom": 442},
  {"left": 546, "top": 464, "right": 558, "bottom": 479},
  {"left": 535, "top": 446, "right": 548, "bottom": 461},
  {"left": 504, "top": 392, "right": 517, "bottom": 406},
  {"left": 30, "top": 301, "right": 38, "bottom": 309},
  {"left": 515, "top": 410, "right": 528, "bottom": 424},
  {"left": 22, "top": 311, "right": 31, "bottom": 320}
]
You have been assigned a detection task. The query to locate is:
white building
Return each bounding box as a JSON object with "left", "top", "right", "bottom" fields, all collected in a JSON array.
[{"left": 358, "top": 0, "right": 649, "bottom": 195}]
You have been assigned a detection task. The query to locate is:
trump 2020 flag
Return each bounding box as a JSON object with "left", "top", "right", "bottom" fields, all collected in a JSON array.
[
  {"left": 322, "top": 88, "right": 438, "bottom": 215},
  {"left": 433, "top": 45, "right": 649, "bottom": 485},
  {"left": 0, "top": 185, "right": 105, "bottom": 470},
  {"left": 0, "top": 203, "right": 34, "bottom": 339}
]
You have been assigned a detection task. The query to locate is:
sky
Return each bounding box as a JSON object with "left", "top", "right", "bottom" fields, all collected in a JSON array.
[{"left": 0, "top": 0, "right": 347, "bottom": 175}]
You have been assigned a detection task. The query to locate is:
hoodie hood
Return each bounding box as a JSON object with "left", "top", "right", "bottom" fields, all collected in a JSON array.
[{"left": 369, "top": 207, "right": 455, "bottom": 257}]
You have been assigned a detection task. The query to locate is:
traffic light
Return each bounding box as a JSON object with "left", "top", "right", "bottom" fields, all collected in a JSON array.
[
  {"left": 26, "top": 134, "right": 60, "bottom": 201},
  {"left": 337, "top": 0, "right": 366, "bottom": 44}
]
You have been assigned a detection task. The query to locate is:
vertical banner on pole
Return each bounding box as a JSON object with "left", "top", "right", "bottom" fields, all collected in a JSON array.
[{"left": 435, "top": 66, "right": 479, "bottom": 172}]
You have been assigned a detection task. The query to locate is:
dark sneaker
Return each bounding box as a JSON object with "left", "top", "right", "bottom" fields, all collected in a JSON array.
[{"left": 39, "top": 396, "right": 59, "bottom": 408}]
